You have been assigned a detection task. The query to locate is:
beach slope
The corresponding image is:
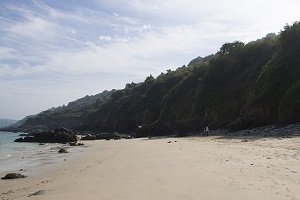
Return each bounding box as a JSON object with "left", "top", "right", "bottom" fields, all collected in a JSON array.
[{"left": 1, "top": 136, "right": 300, "bottom": 200}]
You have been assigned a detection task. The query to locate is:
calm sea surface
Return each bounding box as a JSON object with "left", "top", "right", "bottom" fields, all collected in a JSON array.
[{"left": 0, "top": 131, "right": 84, "bottom": 176}]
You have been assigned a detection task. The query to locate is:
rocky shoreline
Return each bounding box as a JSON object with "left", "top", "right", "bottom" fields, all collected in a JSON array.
[
  {"left": 14, "top": 128, "right": 78, "bottom": 143},
  {"left": 210, "top": 123, "right": 300, "bottom": 137},
  {"left": 13, "top": 127, "right": 132, "bottom": 144},
  {"left": 9, "top": 123, "right": 300, "bottom": 145}
]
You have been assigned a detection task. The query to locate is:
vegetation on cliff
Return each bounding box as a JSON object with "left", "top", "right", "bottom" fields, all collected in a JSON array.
[{"left": 8, "top": 22, "right": 300, "bottom": 136}]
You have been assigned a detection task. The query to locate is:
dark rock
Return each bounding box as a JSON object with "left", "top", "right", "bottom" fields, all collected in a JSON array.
[
  {"left": 1, "top": 173, "right": 27, "bottom": 180},
  {"left": 14, "top": 137, "right": 25, "bottom": 142},
  {"left": 69, "top": 142, "right": 77, "bottom": 146},
  {"left": 58, "top": 148, "right": 68, "bottom": 153},
  {"left": 39, "top": 143, "right": 45, "bottom": 145},
  {"left": 68, "top": 142, "right": 84, "bottom": 146},
  {"left": 81, "top": 134, "right": 96, "bottom": 140},
  {"left": 96, "top": 132, "right": 122, "bottom": 140},
  {"left": 14, "top": 129, "right": 78, "bottom": 144}
]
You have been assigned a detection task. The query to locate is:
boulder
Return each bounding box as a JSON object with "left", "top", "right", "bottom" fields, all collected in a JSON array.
[
  {"left": 58, "top": 148, "right": 68, "bottom": 153},
  {"left": 1, "top": 173, "right": 27, "bottom": 180}
]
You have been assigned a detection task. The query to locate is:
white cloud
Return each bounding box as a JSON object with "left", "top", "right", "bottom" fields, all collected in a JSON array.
[
  {"left": 0, "top": 64, "right": 28, "bottom": 77},
  {"left": 0, "top": 63, "right": 48, "bottom": 78},
  {"left": 14, "top": 21, "right": 267, "bottom": 82},
  {"left": 99, "top": 35, "right": 112, "bottom": 41},
  {"left": 0, "top": 47, "right": 16, "bottom": 60},
  {"left": 6, "top": 15, "right": 57, "bottom": 39},
  {"left": 71, "top": 29, "right": 77, "bottom": 34}
]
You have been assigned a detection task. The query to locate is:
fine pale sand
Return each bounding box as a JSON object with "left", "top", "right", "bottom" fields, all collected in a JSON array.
[{"left": 1, "top": 136, "right": 300, "bottom": 200}]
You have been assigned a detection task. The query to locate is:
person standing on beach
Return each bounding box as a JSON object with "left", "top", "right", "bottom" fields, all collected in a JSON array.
[{"left": 205, "top": 126, "right": 209, "bottom": 136}]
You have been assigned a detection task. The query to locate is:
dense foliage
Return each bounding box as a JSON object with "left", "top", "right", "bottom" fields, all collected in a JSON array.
[{"left": 10, "top": 22, "right": 300, "bottom": 135}]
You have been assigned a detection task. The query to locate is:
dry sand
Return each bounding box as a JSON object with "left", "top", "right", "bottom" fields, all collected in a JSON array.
[{"left": 0, "top": 136, "right": 300, "bottom": 200}]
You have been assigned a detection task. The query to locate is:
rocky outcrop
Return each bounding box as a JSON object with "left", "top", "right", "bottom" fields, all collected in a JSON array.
[
  {"left": 225, "top": 123, "right": 300, "bottom": 137},
  {"left": 14, "top": 128, "right": 78, "bottom": 143},
  {"left": 58, "top": 148, "right": 69, "bottom": 153},
  {"left": 1, "top": 173, "right": 27, "bottom": 180}
]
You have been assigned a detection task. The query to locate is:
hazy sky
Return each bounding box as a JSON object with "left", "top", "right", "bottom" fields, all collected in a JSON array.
[{"left": 0, "top": 0, "right": 299, "bottom": 119}]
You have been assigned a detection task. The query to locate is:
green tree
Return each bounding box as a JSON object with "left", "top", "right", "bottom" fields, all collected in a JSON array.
[{"left": 217, "top": 41, "right": 244, "bottom": 55}]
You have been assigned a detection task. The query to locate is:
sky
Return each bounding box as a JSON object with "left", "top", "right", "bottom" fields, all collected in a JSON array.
[{"left": 0, "top": 0, "right": 299, "bottom": 120}]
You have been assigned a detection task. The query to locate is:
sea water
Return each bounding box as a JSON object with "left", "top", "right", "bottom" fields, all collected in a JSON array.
[{"left": 0, "top": 131, "right": 85, "bottom": 176}]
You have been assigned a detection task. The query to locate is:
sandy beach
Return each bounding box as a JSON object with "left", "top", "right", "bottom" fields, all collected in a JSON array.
[{"left": 1, "top": 136, "right": 300, "bottom": 200}]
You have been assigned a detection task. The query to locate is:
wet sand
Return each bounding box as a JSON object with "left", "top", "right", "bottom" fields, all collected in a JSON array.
[{"left": 1, "top": 136, "right": 300, "bottom": 200}]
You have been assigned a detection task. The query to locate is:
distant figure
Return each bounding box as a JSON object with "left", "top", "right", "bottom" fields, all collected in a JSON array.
[{"left": 204, "top": 126, "right": 209, "bottom": 136}]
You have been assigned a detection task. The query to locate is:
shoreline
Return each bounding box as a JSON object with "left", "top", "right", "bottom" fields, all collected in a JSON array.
[
  {"left": 2, "top": 122, "right": 300, "bottom": 139},
  {"left": 0, "top": 141, "right": 87, "bottom": 177},
  {"left": 1, "top": 136, "right": 300, "bottom": 200}
]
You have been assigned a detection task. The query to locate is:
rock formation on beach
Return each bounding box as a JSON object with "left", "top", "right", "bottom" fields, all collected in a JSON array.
[
  {"left": 1, "top": 173, "right": 27, "bottom": 180},
  {"left": 58, "top": 148, "right": 69, "bottom": 153},
  {"left": 14, "top": 128, "right": 78, "bottom": 143}
]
